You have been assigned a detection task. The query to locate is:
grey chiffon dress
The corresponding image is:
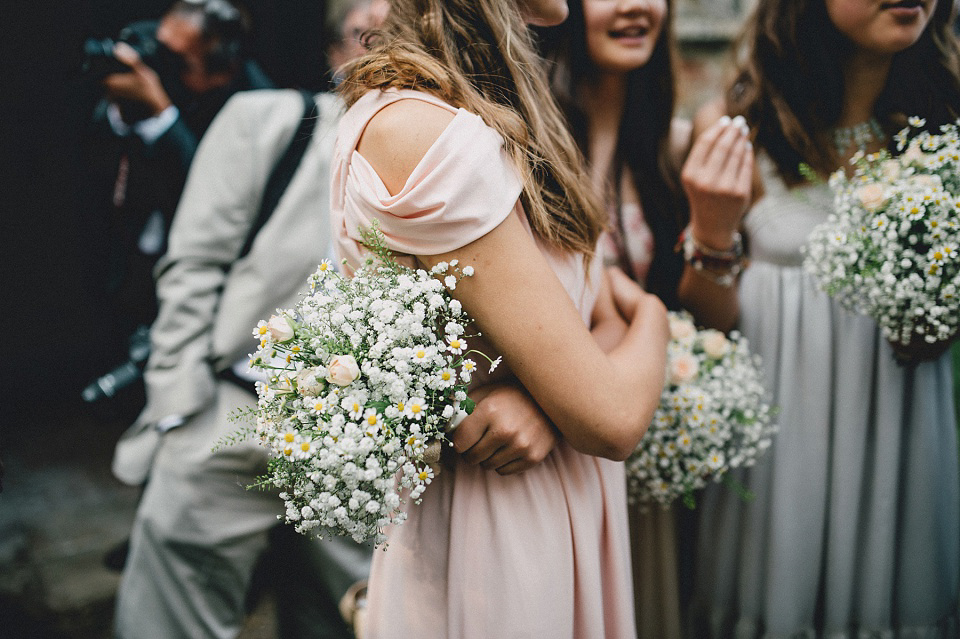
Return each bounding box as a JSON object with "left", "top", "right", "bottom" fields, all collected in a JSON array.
[{"left": 691, "top": 157, "right": 960, "bottom": 638}]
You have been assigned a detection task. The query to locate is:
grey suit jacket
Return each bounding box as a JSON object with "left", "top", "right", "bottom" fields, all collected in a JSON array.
[{"left": 113, "top": 90, "right": 343, "bottom": 484}]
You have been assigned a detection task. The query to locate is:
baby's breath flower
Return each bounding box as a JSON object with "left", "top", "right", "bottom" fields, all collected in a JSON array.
[
  {"left": 626, "top": 311, "right": 776, "bottom": 510},
  {"left": 232, "top": 222, "right": 492, "bottom": 546},
  {"left": 804, "top": 117, "right": 960, "bottom": 347}
]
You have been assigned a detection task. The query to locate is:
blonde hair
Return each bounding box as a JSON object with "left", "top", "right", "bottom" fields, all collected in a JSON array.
[{"left": 339, "top": 0, "right": 606, "bottom": 257}]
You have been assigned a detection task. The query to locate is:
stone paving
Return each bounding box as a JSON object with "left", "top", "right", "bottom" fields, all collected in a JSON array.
[{"left": 0, "top": 400, "right": 276, "bottom": 639}]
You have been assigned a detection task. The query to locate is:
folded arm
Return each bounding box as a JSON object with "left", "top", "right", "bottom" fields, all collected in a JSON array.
[{"left": 357, "top": 99, "right": 669, "bottom": 461}]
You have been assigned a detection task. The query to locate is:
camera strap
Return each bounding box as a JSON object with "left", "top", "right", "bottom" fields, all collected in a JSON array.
[{"left": 237, "top": 90, "right": 319, "bottom": 260}]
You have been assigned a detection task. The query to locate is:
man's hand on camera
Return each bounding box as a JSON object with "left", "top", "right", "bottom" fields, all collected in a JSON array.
[{"left": 103, "top": 42, "right": 173, "bottom": 119}]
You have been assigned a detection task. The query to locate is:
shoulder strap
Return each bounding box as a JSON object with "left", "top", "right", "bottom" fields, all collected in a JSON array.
[{"left": 237, "top": 89, "right": 319, "bottom": 260}]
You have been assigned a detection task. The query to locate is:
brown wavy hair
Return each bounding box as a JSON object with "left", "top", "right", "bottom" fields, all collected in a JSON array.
[
  {"left": 338, "top": 0, "right": 606, "bottom": 257},
  {"left": 729, "top": 0, "right": 960, "bottom": 184},
  {"left": 537, "top": 0, "right": 687, "bottom": 308}
]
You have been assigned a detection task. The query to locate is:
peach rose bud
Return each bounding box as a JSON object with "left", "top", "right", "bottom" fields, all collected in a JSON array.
[
  {"left": 880, "top": 159, "right": 901, "bottom": 182},
  {"left": 904, "top": 140, "right": 925, "bottom": 164},
  {"left": 856, "top": 183, "right": 887, "bottom": 213},
  {"left": 326, "top": 354, "right": 360, "bottom": 386},
  {"left": 296, "top": 368, "right": 325, "bottom": 396},
  {"left": 908, "top": 174, "right": 942, "bottom": 191},
  {"left": 701, "top": 330, "right": 730, "bottom": 359},
  {"left": 267, "top": 315, "right": 295, "bottom": 342},
  {"left": 669, "top": 316, "right": 696, "bottom": 341},
  {"left": 669, "top": 353, "right": 699, "bottom": 385}
]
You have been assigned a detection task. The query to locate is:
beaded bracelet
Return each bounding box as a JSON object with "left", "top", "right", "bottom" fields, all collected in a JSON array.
[{"left": 676, "top": 226, "right": 748, "bottom": 287}]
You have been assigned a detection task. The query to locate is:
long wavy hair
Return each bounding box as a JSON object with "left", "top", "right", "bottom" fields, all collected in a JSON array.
[
  {"left": 537, "top": 0, "right": 686, "bottom": 308},
  {"left": 730, "top": 0, "right": 960, "bottom": 184},
  {"left": 339, "top": 0, "right": 606, "bottom": 257}
]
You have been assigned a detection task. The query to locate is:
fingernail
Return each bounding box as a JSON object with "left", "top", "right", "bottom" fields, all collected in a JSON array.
[
  {"left": 746, "top": 140, "right": 753, "bottom": 150},
  {"left": 732, "top": 115, "right": 747, "bottom": 132},
  {"left": 718, "top": 115, "right": 731, "bottom": 126}
]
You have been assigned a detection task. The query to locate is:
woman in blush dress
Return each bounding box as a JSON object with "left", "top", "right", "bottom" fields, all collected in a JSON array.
[
  {"left": 681, "top": 0, "right": 960, "bottom": 636},
  {"left": 328, "top": 0, "right": 672, "bottom": 637},
  {"left": 538, "top": 2, "right": 753, "bottom": 635}
]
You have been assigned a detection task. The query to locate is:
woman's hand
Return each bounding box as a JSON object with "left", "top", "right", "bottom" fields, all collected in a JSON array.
[
  {"left": 451, "top": 382, "right": 560, "bottom": 475},
  {"left": 889, "top": 333, "right": 957, "bottom": 366},
  {"left": 681, "top": 114, "right": 754, "bottom": 250}
]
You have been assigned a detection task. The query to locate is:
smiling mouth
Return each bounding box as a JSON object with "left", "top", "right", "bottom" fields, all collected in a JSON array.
[
  {"left": 609, "top": 26, "right": 650, "bottom": 39},
  {"left": 880, "top": 0, "right": 923, "bottom": 9}
]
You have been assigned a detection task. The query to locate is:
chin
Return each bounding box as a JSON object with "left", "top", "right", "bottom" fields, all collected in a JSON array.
[
  {"left": 873, "top": 31, "right": 928, "bottom": 54},
  {"left": 593, "top": 52, "right": 654, "bottom": 75},
  {"left": 523, "top": 1, "right": 569, "bottom": 27}
]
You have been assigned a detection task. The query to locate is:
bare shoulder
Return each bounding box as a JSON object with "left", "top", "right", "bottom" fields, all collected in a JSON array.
[{"left": 356, "top": 99, "right": 457, "bottom": 195}]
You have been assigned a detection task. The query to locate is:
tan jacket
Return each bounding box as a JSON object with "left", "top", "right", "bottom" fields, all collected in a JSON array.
[{"left": 113, "top": 90, "right": 343, "bottom": 484}]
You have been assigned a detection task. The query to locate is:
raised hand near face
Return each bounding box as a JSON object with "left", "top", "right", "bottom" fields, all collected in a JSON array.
[
  {"left": 681, "top": 113, "right": 754, "bottom": 250},
  {"left": 102, "top": 41, "right": 173, "bottom": 119}
]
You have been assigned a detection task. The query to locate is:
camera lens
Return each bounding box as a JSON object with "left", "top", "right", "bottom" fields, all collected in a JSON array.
[{"left": 81, "top": 38, "right": 117, "bottom": 74}]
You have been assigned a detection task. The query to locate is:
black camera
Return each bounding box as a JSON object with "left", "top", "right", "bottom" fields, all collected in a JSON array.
[
  {"left": 82, "top": 21, "right": 188, "bottom": 101},
  {"left": 82, "top": 325, "right": 152, "bottom": 403}
]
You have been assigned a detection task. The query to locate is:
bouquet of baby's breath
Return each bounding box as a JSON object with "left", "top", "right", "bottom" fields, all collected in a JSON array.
[
  {"left": 626, "top": 312, "right": 776, "bottom": 509},
  {"left": 804, "top": 117, "right": 960, "bottom": 347},
  {"left": 237, "top": 226, "right": 497, "bottom": 546}
]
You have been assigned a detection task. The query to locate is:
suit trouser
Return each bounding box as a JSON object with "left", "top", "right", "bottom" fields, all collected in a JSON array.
[{"left": 114, "top": 380, "right": 371, "bottom": 639}]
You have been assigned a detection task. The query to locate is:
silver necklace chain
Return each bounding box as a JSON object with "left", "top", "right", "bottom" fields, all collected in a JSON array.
[{"left": 832, "top": 117, "right": 884, "bottom": 155}]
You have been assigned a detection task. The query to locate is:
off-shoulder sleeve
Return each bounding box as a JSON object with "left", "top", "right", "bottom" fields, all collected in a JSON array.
[{"left": 331, "top": 93, "right": 524, "bottom": 271}]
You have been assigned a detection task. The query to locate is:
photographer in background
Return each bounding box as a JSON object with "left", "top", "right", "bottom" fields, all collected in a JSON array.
[
  {"left": 83, "top": 0, "right": 272, "bottom": 413},
  {"left": 111, "top": 2, "right": 385, "bottom": 637}
]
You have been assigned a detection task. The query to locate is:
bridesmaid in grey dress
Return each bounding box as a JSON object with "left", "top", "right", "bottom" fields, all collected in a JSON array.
[{"left": 677, "top": 0, "right": 960, "bottom": 636}]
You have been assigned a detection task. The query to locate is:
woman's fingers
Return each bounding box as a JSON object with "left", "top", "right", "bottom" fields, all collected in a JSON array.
[
  {"left": 685, "top": 115, "right": 751, "bottom": 189},
  {"left": 683, "top": 115, "right": 729, "bottom": 173},
  {"left": 113, "top": 41, "right": 145, "bottom": 70},
  {"left": 683, "top": 113, "right": 754, "bottom": 242},
  {"left": 451, "top": 409, "right": 488, "bottom": 453},
  {"left": 734, "top": 140, "right": 755, "bottom": 197},
  {"left": 607, "top": 267, "right": 643, "bottom": 320},
  {"left": 480, "top": 444, "right": 525, "bottom": 472},
  {"left": 703, "top": 118, "right": 745, "bottom": 180},
  {"left": 461, "top": 429, "right": 508, "bottom": 465},
  {"left": 453, "top": 382, "right": 559, "bottom": 473}
]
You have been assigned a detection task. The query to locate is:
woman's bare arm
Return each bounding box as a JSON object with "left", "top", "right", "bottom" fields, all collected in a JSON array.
[
  {"left": 358, "top": 99, "right": 669, "bottom": 460},
  {"left": 590, "top": 267, "right": 631, "bottom": 353}
]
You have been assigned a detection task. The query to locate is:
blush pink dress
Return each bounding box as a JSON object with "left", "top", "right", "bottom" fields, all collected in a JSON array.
[{"left": 330, "top": 88, "right": 637, "bottom": 639}]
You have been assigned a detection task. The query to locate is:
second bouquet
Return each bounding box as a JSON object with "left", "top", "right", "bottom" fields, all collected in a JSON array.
[
  {"left": 239, "top": 227, "right": 494, "bottom": 546},
  {"left": 804, "top": 117, "right": 960, "bottom": 351},
  {"left": 626, "top": 312, "right": 777, "bottom": 510}
]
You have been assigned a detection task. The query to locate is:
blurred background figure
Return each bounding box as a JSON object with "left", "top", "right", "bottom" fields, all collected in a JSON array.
[
  {"left": 326, "top": 0, "right": 388, "bottom": 85},
  {"left": 79, "top": 0, "right": 273, "bottom": 420},
  {"left": 111, "top": 2, "right": 384, "bottom": 638}
]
